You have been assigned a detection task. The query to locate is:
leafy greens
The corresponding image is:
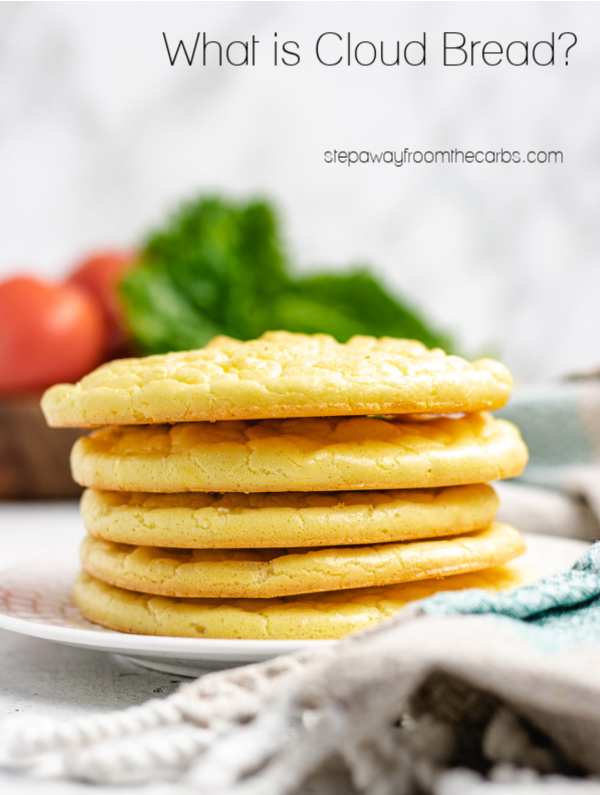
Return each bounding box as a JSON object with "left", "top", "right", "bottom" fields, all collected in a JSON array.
[{"left": 120, "top": 196, "right": 451, "bottom": 354}]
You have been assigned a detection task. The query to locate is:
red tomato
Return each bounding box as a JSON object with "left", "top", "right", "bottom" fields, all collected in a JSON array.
[
  {"left": 0, "top": 276, "right": 106, "bottom": 392},
  {"left": 68, "top": 251, "right": 136, "bottom": 358}
]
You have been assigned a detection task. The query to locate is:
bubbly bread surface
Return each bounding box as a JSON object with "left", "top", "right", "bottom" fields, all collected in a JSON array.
[
  {"left": 81, "top": 484, "right": 498, "bottom": 548},
  {"left": 73, "top": 563, "right": 531, "bottom": 639},
  {"left": 42, "top": 332, "right": 513, "bottom": 427},
  {"left": 71, "top": 413, "right": 528, "bottom": 493},
  {"left": 79, "top": 523, "right": 525, "bottom": 598}
]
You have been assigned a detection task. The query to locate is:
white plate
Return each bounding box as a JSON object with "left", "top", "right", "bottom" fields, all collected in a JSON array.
[{"left": 0, "top": 533, "right": 588, "bottom": 677}]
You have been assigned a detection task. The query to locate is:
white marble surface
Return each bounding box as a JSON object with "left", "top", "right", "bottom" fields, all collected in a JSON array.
[
  {"left": 0, "top": 501, "right": 195, "bottom": 793},
  {"left": 0, "top": 2, "right": 599, "bottom": 381}
]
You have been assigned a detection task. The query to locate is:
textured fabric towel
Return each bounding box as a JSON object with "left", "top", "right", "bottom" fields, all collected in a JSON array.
[{"left": 497, "top": 376, "right": 600, "bottom": 540}]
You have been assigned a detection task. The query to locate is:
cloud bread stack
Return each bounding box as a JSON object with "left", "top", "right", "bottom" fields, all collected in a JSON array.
[{"left": 42, "top": 332, "right": 529, "bottom": 640}]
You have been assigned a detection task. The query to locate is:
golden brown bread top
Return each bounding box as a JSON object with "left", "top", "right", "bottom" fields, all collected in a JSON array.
[{"left": 42, "top": 332, "right": 513, "bottom": 427}]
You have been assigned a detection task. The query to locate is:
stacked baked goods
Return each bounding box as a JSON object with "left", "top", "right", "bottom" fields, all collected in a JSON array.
[{"left": 41, "top": 332, "right": 529, "bottom": 640}]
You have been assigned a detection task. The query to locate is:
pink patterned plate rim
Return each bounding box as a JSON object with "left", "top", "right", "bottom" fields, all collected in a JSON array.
[{"left": 0, "top": 556, "right": 324, "bottom": 662}]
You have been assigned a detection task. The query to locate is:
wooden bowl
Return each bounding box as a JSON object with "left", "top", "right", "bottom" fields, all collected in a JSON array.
[{"left": 0, "top": 394, "right": 84, "bottom": 499}]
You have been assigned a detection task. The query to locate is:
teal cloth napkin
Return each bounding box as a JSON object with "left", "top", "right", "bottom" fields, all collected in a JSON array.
[
  {"left": 496, "top": 378, "right": 600, "bottom": 539},
  {"left": 422, "top": 541, "right": 600, "bottom": 653},
  {"left": 498, "top": 379, "right": 600, "bottom": 490},
  {"left": 498, "top": 378, "right": 600, "bottom": 506}
]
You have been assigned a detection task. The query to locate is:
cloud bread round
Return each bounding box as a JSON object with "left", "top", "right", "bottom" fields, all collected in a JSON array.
[
  {"left": 79, "top": 523, "right": 526, "bottom": 599},
  {"left": 71, "top": 414, "right": 528, "bottom": 493},
  {"left": 41, "top": 332, "right": 513, "bottom": 428},
  {"left": 81, "top": 484, "right": 499, "bottom": 548},
  {"left": 73, "top": 563, "right": 531, "bottom": 639}
]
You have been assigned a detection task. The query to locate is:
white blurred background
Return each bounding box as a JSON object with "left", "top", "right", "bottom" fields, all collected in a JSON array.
[{"left": 0, "top": 1, "right": 598, "bottom": 381}]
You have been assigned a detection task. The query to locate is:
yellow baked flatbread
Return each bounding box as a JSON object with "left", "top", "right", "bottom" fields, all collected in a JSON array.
[
  {"left": 80, "top": 523, "right": 526, "bottom": 598},
  {"left": 80, "top": 484, "right": 499, "bottom": 548},
  {"left": 71, "top": 413, "right": 527, "bottom": 493},
  {"left": 73, "top": 562, "right": 532, "bottom": 639},
  {"left": 42, "top": 332, "right": 513, "bottom": 427}
]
